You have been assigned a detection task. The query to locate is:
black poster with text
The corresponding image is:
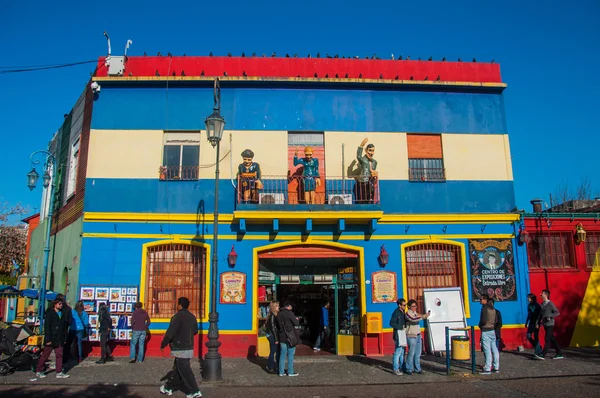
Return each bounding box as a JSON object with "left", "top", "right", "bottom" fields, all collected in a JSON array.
[{"left": 470, "top": 239, "right": 517, "bottom": 302}]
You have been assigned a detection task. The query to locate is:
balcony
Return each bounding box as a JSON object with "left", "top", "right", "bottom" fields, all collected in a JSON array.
[
  {"left": 409, "top": 167, "right": 446, "bottom": 182},
  {"left": 159, "top": 165, "right": 199, "bottom": 181},
  {"left": 236, "top": 175, "right": 380, "bottom": 207}
]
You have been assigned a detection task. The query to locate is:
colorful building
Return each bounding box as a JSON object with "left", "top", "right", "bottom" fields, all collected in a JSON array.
[
  {"left": 30, "top": 54, "right": 531, "bottom": 357},
  {"left": 523, "top": 199, "right": 600, "bottom": 348}
]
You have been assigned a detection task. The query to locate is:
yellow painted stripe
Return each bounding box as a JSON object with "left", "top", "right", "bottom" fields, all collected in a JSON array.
[
  {"left": 93, "top": 75, "right": 507, "bottom": 89},
  {"left": 82, "top": 232, "right": 514, "bottom": 240},
  {"left": 149, "top": 329, "right": 257, "bottom": 335},
  {"left": 84, "top": 211, "right": 519, "bottom": 224},
  {"left": 382, "top": 324, "right": 525, "bottom": 333}
]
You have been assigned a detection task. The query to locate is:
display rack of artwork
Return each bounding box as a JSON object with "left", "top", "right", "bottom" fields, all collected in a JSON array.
[{"left": 78, "top": 285, "right": 139, "bottom": 342}]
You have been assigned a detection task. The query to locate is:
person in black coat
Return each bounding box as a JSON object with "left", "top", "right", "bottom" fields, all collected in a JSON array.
[
  {"left": 96, "top": 303, "right": 114, "bottom": 364},
  {"left": 525, "top": 293, "right": 542, "bottom": 355},
  {"left": 265, "top": 301, "right": 280, "bottom": 373},
  {"left": 389, "top": 298, "right": 407, "bottom": 375},
  {"left": 35, "top": 299, "right": 70, "bottom": 378},
  {"left": 276, "top": 301, "right": 300, "bottom": 377}
]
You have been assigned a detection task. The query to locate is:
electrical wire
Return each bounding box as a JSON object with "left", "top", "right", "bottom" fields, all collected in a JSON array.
[{"left": 0, "top": 60, "right": 97, "bottom": 75}]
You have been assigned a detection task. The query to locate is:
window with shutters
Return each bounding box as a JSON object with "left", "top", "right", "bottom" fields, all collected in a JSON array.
[
  {"left": 584, "top": 233, "right": 600, "bottom": 270},
  {"left": 66, "top": 139, "right": 80, "bottom": 198},
  {"left": 407, "top": 134, "right": 446, "bottom": 182},
  {"left": 145, "top": 243, "right": 206, "bottom": 319},
  {"left": 527, "top": 233, "right": 575, "bottom": 270}
]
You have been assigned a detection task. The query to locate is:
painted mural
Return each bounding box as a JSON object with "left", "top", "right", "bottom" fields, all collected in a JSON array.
[{"left": 470, "top": 239, "right": 517, "bottom": 302}]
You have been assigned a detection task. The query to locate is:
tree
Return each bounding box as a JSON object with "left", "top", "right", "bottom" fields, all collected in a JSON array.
[
  {"left": 0, "top": 201, "right": 28, "bottom": 274},
  {"left": 553, "top": 176, "right": 597, "bottom": 205}
]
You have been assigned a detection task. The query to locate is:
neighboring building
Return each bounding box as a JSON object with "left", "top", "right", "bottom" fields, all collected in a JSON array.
[
  {"left": 31, "top": 54, "right": 528, "bottom": 357},
  {"left": 523, "top": 199, "right": 600, "bottom": 348}
]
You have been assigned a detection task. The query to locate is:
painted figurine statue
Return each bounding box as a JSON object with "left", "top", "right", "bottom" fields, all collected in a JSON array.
[
  {"left": 294, "top": 146, "right": 321, "bottom": 204},
  {"left": 238, "top": 149, "right": 263, "bottom": 203},
  {"left": 355, "top": 138, "right": 378, "bottom": 203}
]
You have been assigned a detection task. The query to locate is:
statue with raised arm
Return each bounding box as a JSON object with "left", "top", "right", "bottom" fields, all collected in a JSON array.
[
  {"left": 355, "top": 138, "right": 378, "bottom": 203},
  {"left": 238, "top": 149, "right": 263, "bottom": 204},
  {"left": 294, "top": 146, "right": 321, "bottom": 204}
]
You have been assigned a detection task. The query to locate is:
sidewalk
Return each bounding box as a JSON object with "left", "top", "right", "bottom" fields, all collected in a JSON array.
[{"left": 1, "top": 347, "right": 599, "bottom": 387}]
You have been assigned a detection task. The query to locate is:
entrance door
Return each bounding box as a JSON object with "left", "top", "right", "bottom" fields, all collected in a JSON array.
[{"left": 405, "top": 243, "right": 463, "bottom": 312}]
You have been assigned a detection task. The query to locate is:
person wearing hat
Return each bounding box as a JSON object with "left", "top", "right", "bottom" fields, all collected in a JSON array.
[
  {"left": 294, "top": 146, "right": 321, "bottom": 204},
  {"left": 237, "top": 149, "right": 263, "bottom": 204},
  {"left": 355, "top": 138, "right": 378, "bottom": 203}
]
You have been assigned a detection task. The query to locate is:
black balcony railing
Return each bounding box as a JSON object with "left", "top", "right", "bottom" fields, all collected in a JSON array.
[
  {"left": 409, "top": 167, "right": 446, "bottom": 182},
  {"left": 159, "top": 166, "right": 199, "bottom": 181},
  {"left": 237, "top": 175, "right": 380, "bottom": 205}
]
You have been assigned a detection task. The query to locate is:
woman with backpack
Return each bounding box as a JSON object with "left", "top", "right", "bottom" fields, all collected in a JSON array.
[
  {"left": 265, "top": 301, "right": 280, "bottom": 374},
  {"left": 69, "top": 301, "right": 90, "bottom": 363}
]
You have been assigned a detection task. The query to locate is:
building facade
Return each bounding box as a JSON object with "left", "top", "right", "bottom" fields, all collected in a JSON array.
[
  {"left": 32, "top": 55, "right": 530, "bottom": 357},
  {"left": 524, "top": 199, "right": 600, "bottom": 348}
]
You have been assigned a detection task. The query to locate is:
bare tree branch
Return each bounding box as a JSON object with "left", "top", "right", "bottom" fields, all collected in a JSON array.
[{"left": 0, "top": 199, "right": 29, "bottom": 274}]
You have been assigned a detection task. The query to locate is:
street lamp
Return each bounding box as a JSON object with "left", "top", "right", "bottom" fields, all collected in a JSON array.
[
  {"left": 26, "top": 150, "right": 57, "bottom": 331},
  {"left": 204, "top": 78, "right": 225, "bottom": 381}
]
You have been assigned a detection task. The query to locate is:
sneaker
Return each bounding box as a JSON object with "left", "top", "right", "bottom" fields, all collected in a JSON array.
[
  {"left": 186, "top": 392, "right": 202, "bottom": 398},
  {"left": 56, "top": 372, "right": 70, "bottom": 379},
  {"left": 278, "top": 373, "right": 286, "bottom": 377},
  {"left": 492, "top": 369, "right": 500, "bottom": 373},
  {"left": 288, "top": 373, "right": 299, "bottom": 377},
  {"left": 105, "top": 356, "right": 115, "bottom": 362},
  {"left": 534, "top": 354, "right": 545, "bottom": 360},
  {"left": 393, "top": 370, "right": 403, "bottom": 375},
  {"left": 479, "top": 370, "right": 491, "bottom": 375},
  {"left": 159, "top": 385, "right": 173, "bottom": 396},
  {"left": 35, "top": 372, "right": 47, "bottom": 379},
  {"left": 313, "top": 347, "right": 321, "bottom": 351},
  {"left": 129, "top": 359, "right": 136, "bottom": 364},
  {"left": 553, "top": 355, "right": 564, "bottom": 359},
  {"left": 405, "top": 371, "right": 413, "bottom": 375}
]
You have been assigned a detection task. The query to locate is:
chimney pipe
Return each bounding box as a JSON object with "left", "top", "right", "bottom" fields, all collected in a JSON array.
[{"left": 530, "top": 199, "right": 542, "bottom": 213}]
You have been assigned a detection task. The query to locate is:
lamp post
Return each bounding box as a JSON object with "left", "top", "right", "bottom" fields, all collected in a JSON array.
[
  {"left": 204, "top": 78, "right": 226, "bottom": 381},
  {"left": 26, "top": 150, "right": 57, "bottom": 330}
]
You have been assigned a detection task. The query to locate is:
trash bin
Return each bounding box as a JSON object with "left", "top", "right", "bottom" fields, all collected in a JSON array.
[{"left": 451, "top": 335, "right": 470, "bottom": 360}]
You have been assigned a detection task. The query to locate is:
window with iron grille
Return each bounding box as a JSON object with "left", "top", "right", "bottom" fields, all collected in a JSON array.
[
  {"left": 145, "top": 244, "right": 206, "bottom": 319},
  {"left": 527, "top": 233, "right": 575, "bottom": 269},
  {"left": 162, "top": 131, "right": 200, "bottom": 181},
  {"left": 406, "top": 134, "right": 446, "bottom": 182},
  {"left": 584, "top": 233, "right": 600, "bottom": 269},
  {"left": 405, "top": 243, "right": 462, "bottom": 312}
]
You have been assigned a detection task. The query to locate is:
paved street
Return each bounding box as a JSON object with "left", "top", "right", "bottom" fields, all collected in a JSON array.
[{"left": 1, "top": 348, "right": 599, "bottom": 397}]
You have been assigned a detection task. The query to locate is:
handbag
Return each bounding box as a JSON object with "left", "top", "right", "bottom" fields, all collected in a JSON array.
[
  {"left": 396, "top": 329, "right": 407, "bottom": 346},
  {"left": 285, "top": 327, "right": 299, "bottom": 347},
  {"left": 77, "top": 312, "right": 88, "bottom": 338}
]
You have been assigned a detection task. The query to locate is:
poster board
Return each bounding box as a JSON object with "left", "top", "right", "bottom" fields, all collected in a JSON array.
[
  {"left": 371, "top": 271, "right": 397, "bottom": 303},
  {"left": 220, "top": 272, "right": 247, "bottom": 304},
  {"left": 469, "top": 239, "right": 517, "bottom": 302},
  {"left": 423, "top": 287, "right": 467, "bottom": 353}
]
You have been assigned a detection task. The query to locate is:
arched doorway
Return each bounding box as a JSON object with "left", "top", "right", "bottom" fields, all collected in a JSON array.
[
  {"left": 404, "top": 241, "right": 464, "bottom": 313},
  {"left": 255, "top": 242, "right": 363, "bottom": 356}
]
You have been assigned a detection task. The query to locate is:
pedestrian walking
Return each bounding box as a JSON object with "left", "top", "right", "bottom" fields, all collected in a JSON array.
[
  {"left": 405, "top": 300, "right": 430, "bottom": 375},
  {"left": 489, "top": 298, "right": 503, "bottom": 350},
  {"left": 313, "top": 299, "right": 330, "bottom": 352},
  {"left": 35, "top": 298, "right": 70, "bottom": 379},
  {"left": 525, "top": 293, "right": 542, "bottom": 355},
  {"left": 478, "top": 294, "right": 499, "bottom": 374},
  {"left": 57, "top": 294, "right": 73, "bottom": 363},
  {"left": 389, "top": 298, "right": 407, "bottom": 375},
  {"left": 69, "top": 301, "right": 90, "bottom": 363},
  {"left": 277, "top": 301, "right": 299, "bottom": 377},
  {"left": 130, "top": 302, "right": 151, "bottom": 363},
  {"left": 159, "top": 297, "right": 202, "bottom": 398},
  {"left": 96, "top": 303, "right": 114, "bottom": 364},
  {"left": 265, "top": 300, "right": 280, "bottom": 373},
  {"left": 535, "top": 289, "right": 563, "bottom": 360}
]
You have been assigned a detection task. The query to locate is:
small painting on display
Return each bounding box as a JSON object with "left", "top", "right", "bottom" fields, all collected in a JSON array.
[
  {"left": 89, "top": 315, "right": 99, "bottom": 328},
  {"left": 127, "top": 330, "right": 132, "bottom": 340},
  {"left": 110, "top": 329, "right": 118, "bottom": 339},
  {"left": 109, "top": 303, "right": 117, "bottom": 312},
  {"left": 127, "top": 315, "right": 132, "bottom": 327},
  {"left": 110, "top": 315, "right": 119, "bottom": 327},
  {"left": 83, "top": 301, "right": 95, "bottom": 312},
  {"left": 80, "top": 287, "right": 95, "bottom": 300},
  {"left": 127, "top": 288, "right": 133, "bottom": 295},
  {"left": 95, "top": 288, "right": 109, "bottom": 300},
  {"left": 121, "top": 288, "right": 127, "bottom": 297},
  {"left": 117, "top": 303, "right": 125, "bottom": 313},
  {"left": 88, "top": 329, "right": 99, "bottom": 341},
  {"left": 125, "top": 303, "right": 133, "bottom": 312},
  {"left": 131, "top": 287, "right": 138, "bottom": 296},
  {"left": 109, "top": 288, "right": 122, "bottom": 302},
  {"left": 118, "top": 330, "right": 127, "bottom": 340}
]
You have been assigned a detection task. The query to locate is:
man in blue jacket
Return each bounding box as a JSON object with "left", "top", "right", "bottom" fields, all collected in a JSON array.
[{"left": 313, "top": 300, "right": 330, "bottom": 351}]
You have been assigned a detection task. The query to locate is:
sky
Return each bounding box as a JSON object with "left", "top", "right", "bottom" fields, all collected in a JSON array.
[{"left": 1, "top": 0, "right": 599, "bottom": 218}]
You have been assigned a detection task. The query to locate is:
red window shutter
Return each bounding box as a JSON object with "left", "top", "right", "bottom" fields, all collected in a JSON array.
[{"left": 407, "top": 134, "right": 443, "bottom": 159}]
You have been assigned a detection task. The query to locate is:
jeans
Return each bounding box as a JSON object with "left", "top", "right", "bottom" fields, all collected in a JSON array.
[
  {"left": 37, "top": 345, "right": 63, "bottom": 373},
  {"left": 164, "top": 358, "right": 200, "bottom": 395},
  {"left": 541, "top": 325, "right": 562, "bottom": 357},
  {"left": 278, "top": 342, "right": 296, "bottom": 375},
  {"left": 267, "top": 335, "right": 279, "bottom": 370},
  {"left": 130, "top": 330, "right": 146, "bottom": 362},
  {"left": 74, "top": 330, "right": 84, "bottom": 361},
  {"left": 481, "top": 330, "right": 500, "bottom": 371},
  {"left": 392, "top": 340, "right": 406, "bottom": 372},
  {"left": 406, "top": 335, "right": 422, "bottom": 373},
  {"left": 527, "top": 328, "right": 541, "bottom": 355},
  {"left": 314, "top": 327, "right": 329, "bottom": 349}
]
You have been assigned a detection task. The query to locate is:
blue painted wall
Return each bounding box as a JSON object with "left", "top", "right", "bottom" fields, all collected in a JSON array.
[
  {"left": 78, "top": 228, "right": 528, "bottom": 331},
  {"left": 92, "top": 87, "right": 507, "bottom": 134},
  {"left": 84, "top": 178, "right": 516, "bottom": 214}
]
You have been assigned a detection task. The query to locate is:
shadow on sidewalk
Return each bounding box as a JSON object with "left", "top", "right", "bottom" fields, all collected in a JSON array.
[
  {"left": 1, "top": 384, "right": 143, "bottom": 398},
  {"left": 345, "top": 354, "right": 446, "bottom": 375}
]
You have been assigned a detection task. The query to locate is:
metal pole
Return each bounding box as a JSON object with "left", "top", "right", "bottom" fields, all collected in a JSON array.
[
  {"left": 470, "top": 326, "right": 476, "bottom": 375},
  {"left": 445, "top": 326, "right": 450, "bottom": 375},
  {"left": 204, "top": 139, "right": 222, "bottom": 381},
  {"left": 31, "top": 152, "right": 56, "bottom": 331}
]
